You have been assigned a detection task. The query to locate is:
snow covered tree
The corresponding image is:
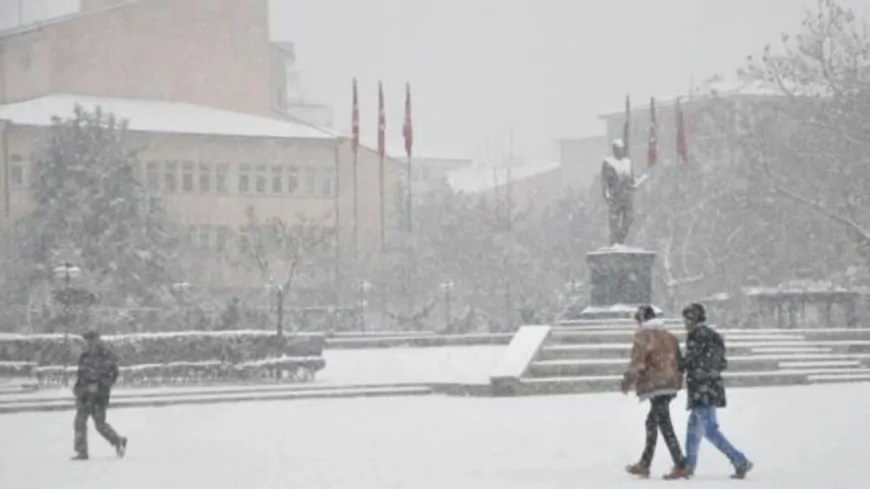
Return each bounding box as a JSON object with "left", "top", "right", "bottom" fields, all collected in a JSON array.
[
  {"left": 236, "top": 207, "right": 334, "bottom": 336},
  {"left": 3, "top": 106, "right": 185, "bottom": 330},
  {"left": 709, "top": 0, "right": 870, "bottom": 275}
]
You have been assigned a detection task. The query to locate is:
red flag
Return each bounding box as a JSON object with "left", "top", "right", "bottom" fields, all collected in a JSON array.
[
  {"left": 676, "top": 98, "right": 689, "bottom": 164},
  {"left": 622, "top": 94, "right": 631, "bottom": 151},
  {"left": 402, "top": 82, "right": 413, "bottom": 158},
  {"left": 647, "top": 97, "right": 658, "bottom": 167},
  {"left": 377, "top": 82, "right": 386, "bottom": 159},
  {"left": 352, "top": 78, "right": 360, "bottom": 153}
]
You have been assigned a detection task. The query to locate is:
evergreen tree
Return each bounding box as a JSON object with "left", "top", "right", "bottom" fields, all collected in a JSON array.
[{"left": 9, "top": 106, "right": 184, "bottom": 317}]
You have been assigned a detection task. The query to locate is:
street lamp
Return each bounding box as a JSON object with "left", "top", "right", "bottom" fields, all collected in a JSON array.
[
  {"left": 53, "top": 261, "right": 81, "bottom": 384},
  {"left": 565, "top": 278, "right": 583, "bottom": 297},
  {"left": 440, "top": 280, "right": 455, "bottom": 331},
  {"left": 357, "top": 280, "right": 372, "bottom": 331}
]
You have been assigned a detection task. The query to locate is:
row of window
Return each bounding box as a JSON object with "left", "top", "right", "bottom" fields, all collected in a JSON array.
[
  {"left": 182, "top": 224, "right": 233, "bottom": 253},
  {"left": 5, "top": 154, "right": 336, "bottom": 200},
  {"left": 183, "top": 224, "right": 334, "bottom": 255},
  {"left": 145, "top": 161, "right": 335, "bottom": 197}
]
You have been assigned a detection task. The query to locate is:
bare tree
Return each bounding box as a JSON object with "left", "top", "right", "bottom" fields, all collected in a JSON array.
[
  {"left": 720, "top": 0, "right": 870, "bottom": 268},
  {"left": 236, "top": 207, "right": 334, "bottom": 336}
]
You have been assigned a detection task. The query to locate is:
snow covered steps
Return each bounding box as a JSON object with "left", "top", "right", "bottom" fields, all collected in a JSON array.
[
  {"left": 0, "top": 384, "right": 434, "bottom": 414},
  {"left": 489, "top": 324, "right": 870, "bottom": 396}
]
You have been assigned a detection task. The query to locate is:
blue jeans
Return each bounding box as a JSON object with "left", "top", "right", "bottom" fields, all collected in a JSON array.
[{"left": 684, "top": 406, "right": 748, "bottom": 470}]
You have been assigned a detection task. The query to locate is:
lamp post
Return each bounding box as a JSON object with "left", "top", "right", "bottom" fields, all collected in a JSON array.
[
  {"left": 53, "top": 261, "right": 81, "bottom": 383},
  {"left": 357, "top": 280, "right": 372, "bottom": 331},
  {"left": 565, "top": 278, "right": 583, "bottom": 298},
  {"left": 264, "top": 283, "right": 285, "bottom": 337},
  {"left": 53, "top": 262, "right": 82, "bottom": 327},
  {"left": 440, "top": 280, "right": 455, "bottom": 331}
]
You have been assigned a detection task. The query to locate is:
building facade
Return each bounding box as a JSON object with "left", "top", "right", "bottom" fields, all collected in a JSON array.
[{"left": 0, "top": 1, "right": 407, "bottom": 298}]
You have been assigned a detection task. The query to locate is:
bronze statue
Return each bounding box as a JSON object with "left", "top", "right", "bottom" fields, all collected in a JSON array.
[{"left": 601, "top": 139, "right": 646, "bottom": 245}]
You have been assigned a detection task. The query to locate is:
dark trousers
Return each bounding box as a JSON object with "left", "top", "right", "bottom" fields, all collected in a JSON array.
[
  {"left": 639, "top": 395, "right": 685, "bottom": 468},
  {"left": 74, "top": 395, "right": 121, "bottom": 455}
]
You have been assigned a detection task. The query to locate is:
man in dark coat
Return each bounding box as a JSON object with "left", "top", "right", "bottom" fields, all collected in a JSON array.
[
  {"left": 681, "top": 303, "right": 752, "bottom": 479},
  {"left": 72, "top": 330, "right": 127, "bottom": 460}
]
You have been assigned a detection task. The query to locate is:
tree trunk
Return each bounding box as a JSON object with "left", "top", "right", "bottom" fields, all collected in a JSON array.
[{"left": 276, "top": 289, "right": 284, "bottom": 337}]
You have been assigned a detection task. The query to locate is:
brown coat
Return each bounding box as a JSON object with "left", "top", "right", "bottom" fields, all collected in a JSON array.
[{"left": 622, "top": 319, "right": 683, "bottom": 400}]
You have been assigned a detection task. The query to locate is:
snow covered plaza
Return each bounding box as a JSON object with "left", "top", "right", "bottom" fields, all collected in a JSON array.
[{"left": 1, "top": 383, "right": 867, "bottom": 489}]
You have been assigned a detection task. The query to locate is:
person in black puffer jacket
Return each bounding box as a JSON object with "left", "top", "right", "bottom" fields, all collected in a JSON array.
[
  {"left": 681, "top": 303, "right": 752, "bottom": 479},
  {"left": 72, "top": 330, "right": 128, "bottom": 460}
]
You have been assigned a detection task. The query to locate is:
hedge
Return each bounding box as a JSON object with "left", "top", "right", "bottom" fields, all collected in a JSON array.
[
  {"left": 34, "top": 356, "right": 326, "bottom": 387},
  {"left": 0, "top": 331, "right": 326, "bottom": 366}
]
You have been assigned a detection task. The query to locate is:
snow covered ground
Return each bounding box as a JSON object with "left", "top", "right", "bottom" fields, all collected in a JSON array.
[
  {"left": 319, "top": 345, "right": 505, "bottom": 385},
  {"left": 1, "top": 383, "right": 867, "bottom": 489}
]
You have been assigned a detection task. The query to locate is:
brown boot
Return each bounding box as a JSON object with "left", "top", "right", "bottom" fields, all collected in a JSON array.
[
  {"left": 731, "top": 461, "right": 753, "bottom": 480},
  {"left": 662, "top": 466, "right": 689, "bottom": 480},
  {"left": 625, "top": 463, "right": 650, "bottom": 478}
]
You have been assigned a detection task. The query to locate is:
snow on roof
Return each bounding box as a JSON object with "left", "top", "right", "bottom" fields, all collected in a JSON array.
[
  {"left": 598, "top": 78, "right": 784, "bottom": 120},
  {"left": 0, "top": 94, "right": 335, "bottom": 140},
  {"left": 446, "top": 161, "right": 561, "bottom": 194}
]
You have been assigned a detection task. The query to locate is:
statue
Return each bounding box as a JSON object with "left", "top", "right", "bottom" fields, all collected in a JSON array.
[{"left": 601, "top": 139, "right": 646, "bottom": 245}]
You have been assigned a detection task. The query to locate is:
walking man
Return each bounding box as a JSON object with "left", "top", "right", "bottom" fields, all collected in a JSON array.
[
  {"left": 622, "top": 305, "right": 688, "bottom": 480},
  {"left": 72, "top": 330, "right": 128, "bottom": 460},
  {"left": 681, "top": 303, "right": 753, "bottom": 479}
]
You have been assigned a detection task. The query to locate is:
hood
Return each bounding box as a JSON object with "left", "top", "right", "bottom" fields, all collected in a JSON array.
[{"left": 640, "top": 317, "right": 667, "bottom": 330}]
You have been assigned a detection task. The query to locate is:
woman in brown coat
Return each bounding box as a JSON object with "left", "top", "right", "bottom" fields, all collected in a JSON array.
[{"left": 621, "top": 305, "right": 688, "bottom": 480}]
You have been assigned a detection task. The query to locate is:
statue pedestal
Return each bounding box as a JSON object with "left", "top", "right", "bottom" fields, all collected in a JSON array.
[{"left": 578, "top": 246, "right": 658, "bottom": 320}]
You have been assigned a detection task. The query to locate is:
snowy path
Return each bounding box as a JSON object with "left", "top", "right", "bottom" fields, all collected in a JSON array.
[
  {"left": 1, "top": 384, "right": 868, "bottom": 489},
  {"left": 0, "top": 346, "right": 504, "bottom": 404}
]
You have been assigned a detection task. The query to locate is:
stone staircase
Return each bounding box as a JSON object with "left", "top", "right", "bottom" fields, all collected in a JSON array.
[{"left": 491, "top": 319, "right": 870, "bottom": 396}]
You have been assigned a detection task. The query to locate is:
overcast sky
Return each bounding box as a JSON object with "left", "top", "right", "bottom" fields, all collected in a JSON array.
[{"left": 271, "top": 0, "right": 869, "bottom": 163}]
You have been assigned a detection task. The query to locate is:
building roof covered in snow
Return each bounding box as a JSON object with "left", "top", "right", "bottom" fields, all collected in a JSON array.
[
  {"left": 446, "top": 161, "right": 561, "bottom": 194},
  {"left": 0, "top": 94, "right": 336, "bottom": 140}
]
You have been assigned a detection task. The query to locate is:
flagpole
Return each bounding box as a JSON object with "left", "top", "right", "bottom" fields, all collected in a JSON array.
[
  {"left": 377, "top": 82, "right": 387, "bottom": 330},
  {"left": 506, "top": 128, "right": 514, "bottom": 331},
  {"left": 351, "top": 79, "right": 360, "bottom": 275},
  {"left": 333, "top": 140, "right": 341, "bottom": 298},
  {"left": 404, "top": 83, "right": 414, "bottom": 323}
]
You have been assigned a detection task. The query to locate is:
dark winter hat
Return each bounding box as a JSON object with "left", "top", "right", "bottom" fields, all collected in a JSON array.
[
  {"left": 82, "top": 330, "right": 100, "bottom": 340},
  {"left": 634, "top": 305, "right": 657, "bottom": 323},
  {"left": 682, "top": 303, "right": 706, "bottom": 323}
]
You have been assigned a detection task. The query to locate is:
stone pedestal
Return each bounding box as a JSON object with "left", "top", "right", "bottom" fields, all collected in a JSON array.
[{"left": 579, "top": 246, "right": 657, "bottom": 320}]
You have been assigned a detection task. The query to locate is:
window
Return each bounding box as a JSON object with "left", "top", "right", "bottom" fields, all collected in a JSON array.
[
  {"left": 199, "top": 163, "right": 212, "bottom": 193},
  {"left": 287, "top": 165, "right": 299, "bottom": 194},
  {"left": 238, "top": 234, "right": 250, "bottom": 255},
  {"left": 184, "top": 225, "right": 196, "bottom": 247},
  {"left": 182, "top": 161, "right": 195, "bottom": 192},
  {"left": 146, "top": 161, "right": 159, "bottom": 191},
  {"left": 305, "top": 167, "right": 317, "bottom": 194},
  {"left": 271, "top": 166, "right": 283, "bottom": 194},
  {"left": 9, "top": 154, "right": 23, "bottom": 187},
  {"left": 198, "top": 225, "right": 212, "bottom": 250},
  {"left": 320, "top": 168, "right": 333, "bottom": 196},
  {"left": 215, "top": 226, "right": 229, "bottom": 253},
  {"left": 164, "top": 161, "right": 178, "bottom": 193},
  {"left": 238, "top": 164, "right": 251, "bottom": 193},
  {"left": 216, "top": 164, "right": 229, "bottom": 194},
  {"left": 255, "top": 165, "right": 267, "bottom": 193}
]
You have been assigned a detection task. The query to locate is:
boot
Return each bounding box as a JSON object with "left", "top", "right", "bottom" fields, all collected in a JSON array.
[
  {"left": 731, "top": 461, "right": 753, "bottom": 480},
  {"left": 115, "top": 437, "right": 128, "bottom": 458},
  {"left": 625, "top": 463, "right": 650, "bottom": 478},
  {"left": 663, "top": 466, "right": 690, "bottom": 480},
  {"left": 70, "top": 452, "right": 89, "bottom": 461}
]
